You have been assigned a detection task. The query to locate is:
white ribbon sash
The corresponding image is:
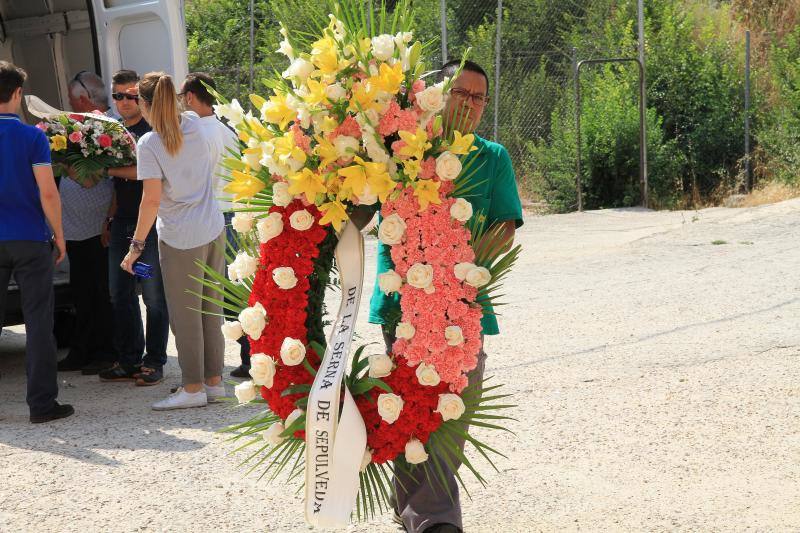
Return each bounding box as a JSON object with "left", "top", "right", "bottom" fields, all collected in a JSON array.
[{"left": 305, "top": 222, "right": 368, "bottom": 528}]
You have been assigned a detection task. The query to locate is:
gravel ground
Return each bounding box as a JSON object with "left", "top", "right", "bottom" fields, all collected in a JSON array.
[{"left": 1, "top": 200, "right": 798, "bottom": 532}]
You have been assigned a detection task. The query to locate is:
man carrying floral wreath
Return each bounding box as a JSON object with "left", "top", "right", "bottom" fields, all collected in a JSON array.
[{"left": 369, "top": 59, "right": 524, "bottom": 533}]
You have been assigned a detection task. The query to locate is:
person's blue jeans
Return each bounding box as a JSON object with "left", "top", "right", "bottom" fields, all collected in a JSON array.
[
  {"left": 224, "top": 212, "right": 251, "bottom": 367},
  {"left": 108, "top": 218, "right": 169, "bottom": 369}
]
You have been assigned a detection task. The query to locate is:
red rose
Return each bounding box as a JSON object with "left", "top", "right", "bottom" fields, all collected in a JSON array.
[
  {"left": 98, "top": 134, "right": 113, "bottom": 148},
  {"left": 68, "top": 114, "right": 84, "bottom": 122}
]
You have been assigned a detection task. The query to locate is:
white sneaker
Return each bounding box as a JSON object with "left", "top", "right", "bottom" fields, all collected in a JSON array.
[
  {"left": 152, "top": 388, "right": 207, "bottom": 411},
  {"left": 205, "top": 383, "right": 227, "bottom": 402}
]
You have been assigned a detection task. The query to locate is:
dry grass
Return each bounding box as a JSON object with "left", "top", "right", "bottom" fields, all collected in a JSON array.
[{"left": 739, "top": 182, "right": 800, "bottom": 207}]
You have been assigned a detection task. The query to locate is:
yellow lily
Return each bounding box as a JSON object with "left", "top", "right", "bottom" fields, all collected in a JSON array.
[
  {"left": 413, "top": 179, "right": 442, "bottom": 211},
  {"left": 398, "top": 128, "right": 431, "bottom": 160},
  {"left": 448, "top": 131, "right": 476, "bottom": 156},
  {"left": 348, "top": 82, "right": 381, "bottom": 114},
  {"left": 319, "top": 200, "right": 349, "bottom": 231},
  {"left": 338, "top": 164, "right": 368, "bottom": 198},
  {"left": 362, "top": 161, "right": 396, "bottom": 202},
  {"left": 319, "top": 115, "right": 339, "bottom": 135},
  {"left": 310, "top": 36, "right": 341, "bottom": 76},
  {"left": 403, "top": 158, "right": 422, "bottom": 180},
  {"left": 261, "top": 94, "right": 295, "bottom": 130},
  {"left": 50, "top": 135, "right": 67, "bottom": 152},
  {"left": 224, "top": 169, "right": 266, "bottom": 201},
  {"left": 314, "top": 135, "right": 338, "bottom": 169},
  {"left": 287, "top": 168, "right": 326, "bottom": 204}
]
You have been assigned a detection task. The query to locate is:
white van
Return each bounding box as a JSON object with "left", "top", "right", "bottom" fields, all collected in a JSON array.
[{"left": 0, "top": 0, "right": 189, "bottom": 343}]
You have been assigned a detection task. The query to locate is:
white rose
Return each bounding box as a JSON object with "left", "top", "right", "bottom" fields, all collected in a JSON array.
[
  {"left": 360, "top": 448, "right": 372, "bottom": 472},
  {"left": 280, "top": 337, "right": 306, "bottom": 366},
  {"left": 238, "top": 303, "right": 267, "bottom": 340},
  {"left": 371, "top": 34, "right": 396, "bottom": 61},
  {"left": 449, "top": 198, "right": 473, "bottom": 223},
  {"left": 228, "top": 252, "right": 258, "bottom": 282},
  {"left": 415, "top": 363, "right": 441, "bottom": 387},
  {"left": 378, "top": 213, "right": 406, "bottom": 245},
  {"left": 334, "top": 135, "right": 360, "bottom": 160},
  {"left": 289, "top": 209, "right": 314, "bottom": 231},
  {"left": 263, "top": 422, "right": 286, "bottom": 445},
  {"left": 285, "top": 408, "right": 304, "bottom": 429},
  {"left": 249, "top": 353, "right": 277, "bottom": 388},
  {"left": 454, "top": 262, "right": 476, "bottom": 281},
  {"left": 406, "top": 263, "right": 434, "bottom": 291},
  {"left": 234, "top": 380, "right": 258, "bottom": 404},
  {"left": 231, "top": 212, "right": 256, "bottom": 233},
  {"left": 435, "top": 393, "right": 466, "bottom": 421},
  {"left": 325, "top": 83, "right": 347, "bottom": 102},
  {"left": 368, "top": 354, "right": 393, "bottom": 378},
  {"left": 272, "top": 181, "right": 293, "bottom": 207},
  {"left": 272, "top": 266, "right": 298, "bottom": 290},
  {"left": 378, "top": 270, "right": 402, "bottom": 295},
  {"left": 377, "top": 393, "right": 404, "bottom": 424},
  {"left": 416, "top": 83, "right": 446, "bottom": 113},
  {"left": 257, "top": 212, "right": 284, "bottom": 243},
  {"left": 436, "top": 151, "right": 462, "bottom": 182},
  {"left": 465, "top": 266, "right": 492, "bottom": 288},
  {"left": 282, "top": 57, "right": 315, "bottom": 83},
  {"left": 221, "top": 320, "right": 244, "bottom": 341},
  {"left": 395, "top": 322, "right": 416, "bottom": 340},
  {"left": 357, "top": 184, "right": 378, "bottom": 206},
  {"left": 444, "top": 325, "right": 464, "bottom": 346},
  {"left": 404, "top": 438, "right": 429, "bottom": 464}
]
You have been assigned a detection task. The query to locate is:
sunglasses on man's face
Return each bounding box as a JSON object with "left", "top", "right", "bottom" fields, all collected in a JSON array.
[{"left": 112, "top": 92, "right": 139, "bottom": 102}]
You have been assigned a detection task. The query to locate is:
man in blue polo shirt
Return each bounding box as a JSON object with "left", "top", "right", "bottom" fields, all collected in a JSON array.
[{"left": 0, "top": 61, "right": 73, "bottom": 423}]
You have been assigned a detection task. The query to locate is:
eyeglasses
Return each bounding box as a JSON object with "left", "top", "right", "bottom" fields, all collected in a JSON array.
[
  {"left": 72, "top": 70, "right": 91, "bottom": 95},
  {"left": 112, "top": 92, "right": 139, "bottom": 102},
  {"left": 450, "top": 87, "right": 490, "bottom": 106}
]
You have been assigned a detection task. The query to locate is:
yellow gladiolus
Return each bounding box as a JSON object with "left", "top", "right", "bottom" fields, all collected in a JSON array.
[
  {"left": 448, "top": 131, "right": 476, "bottom": 156},
  {"left": 224, "top": 169, "right": 266, "bottom": 201},
  {"left": 319, "top": 115, "right": 338, "bottom": 135},
  {"left": 245, "top": 115, "right": 273, "bottom": 142},
  {"left": 261, "top": 94, "right": 295, "bottom": 130},
  {"left": 319, "top": 199, "right": 349, "bottom": 231},
  {"left": 273, "top": 134, "right": 307, "bottom": 168},
  {"left": 310, "top": 36, "right": 341, "bottom": 76},
  {"left": 371, "top": 62, "right": 404, "bottom": 95},
  {"left": 403, "top": 158, "right": 421, "bottom": 180},
  {"left": 303, "top": 79, "right": 329, "bottom": 107},
  {"left": 398, "top": 128, "right": 431, "bottom": 161},
  {"left": 50, "top": 135, "right": 67, "bottom": 152},
  {"left": 413, "top": 179, "right": 442, "bottom": 211},
  {"left": 287, "top": 168, "right": 326, "bottom": 204},
  {"left": 348, "top": 82, "right": 381, "bottom": 114}
]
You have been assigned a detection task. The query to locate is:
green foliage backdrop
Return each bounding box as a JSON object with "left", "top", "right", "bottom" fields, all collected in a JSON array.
[{"left": 185, "top": 0, "right": 800, "bottom": 212}]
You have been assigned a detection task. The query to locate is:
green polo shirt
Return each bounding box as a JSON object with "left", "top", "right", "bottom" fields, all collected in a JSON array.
[{"left": 368, "top": 134, "right": 524, "bottom": 335}]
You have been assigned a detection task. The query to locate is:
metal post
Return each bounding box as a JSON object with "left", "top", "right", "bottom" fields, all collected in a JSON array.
[
  {"left": 573, "top": 48, "right": 583, "bottom": 212},
  {"left": 493, "top": 0, "right": 502, "bottom": 142},
  {"left": 745, "top": 30, "right": 752, "bottom": 191},
  {"left": 249, "top": 0, "right": 255, "bottom": 95},
  {"left": 440, "top": 0, "right": 447, "bottom": 62},
  {"left": 637, "top": 0, "right": 649, "bottom": 207}
]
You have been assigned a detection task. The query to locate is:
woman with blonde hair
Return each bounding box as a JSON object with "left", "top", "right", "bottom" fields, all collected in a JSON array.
[{"left": 120, "top": 71, "right": 226, "bottom": 410}]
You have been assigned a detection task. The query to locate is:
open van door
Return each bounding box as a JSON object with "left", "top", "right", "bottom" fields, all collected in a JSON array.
[{"left": 91, "top": 0, "right": 188, "bottom": 84}]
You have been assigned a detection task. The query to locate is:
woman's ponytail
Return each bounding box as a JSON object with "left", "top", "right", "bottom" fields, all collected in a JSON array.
[{"left": 139, "top": 71, "right": 183, "bottom": 155}]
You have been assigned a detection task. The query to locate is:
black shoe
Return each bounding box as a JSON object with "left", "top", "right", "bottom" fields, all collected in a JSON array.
[
  {"left": 30, "top": 402, "right": 74, "bottom": 424},
  {"left": 81, "top": 360, "right": 114, "bottom": 375},
  {"left": 230, "top": 364, "right": 251, "bottom": 378},
  {"left": 135, "top": 366, "right": 164, "bottom": 387},
  {"left": 57, "top": 356, "right": 86, "bottom": 372},
  {"left": 423, "top": 525, "right": 461, "bottom": 533},
  {"left": 99, "top": 362, "right": 140, "bottom": 381}
]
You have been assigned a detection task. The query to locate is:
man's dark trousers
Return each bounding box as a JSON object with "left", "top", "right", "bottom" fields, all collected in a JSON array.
[
  {"left": 0, "top": 241, "right": 59, "bottom": 415},
  {"left": 66, "top": 235, "right": 115, "bottom": 362}
]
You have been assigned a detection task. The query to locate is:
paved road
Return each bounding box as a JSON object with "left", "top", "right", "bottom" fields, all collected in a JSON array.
[{"left": 1, "top": 200, "right": 798, "bottom": 532}]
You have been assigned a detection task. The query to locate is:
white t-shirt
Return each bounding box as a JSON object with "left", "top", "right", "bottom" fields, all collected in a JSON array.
[
  {"left": 137, "top": 112, "right": 224, "bottom": 249},
  {"left": 197, "top": 114, "right": 239, "bottom": 212}
]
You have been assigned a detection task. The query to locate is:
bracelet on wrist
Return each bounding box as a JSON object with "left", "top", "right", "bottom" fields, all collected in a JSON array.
[{"left": 129, "top": 238, "right": 145, "bottom": 253}]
